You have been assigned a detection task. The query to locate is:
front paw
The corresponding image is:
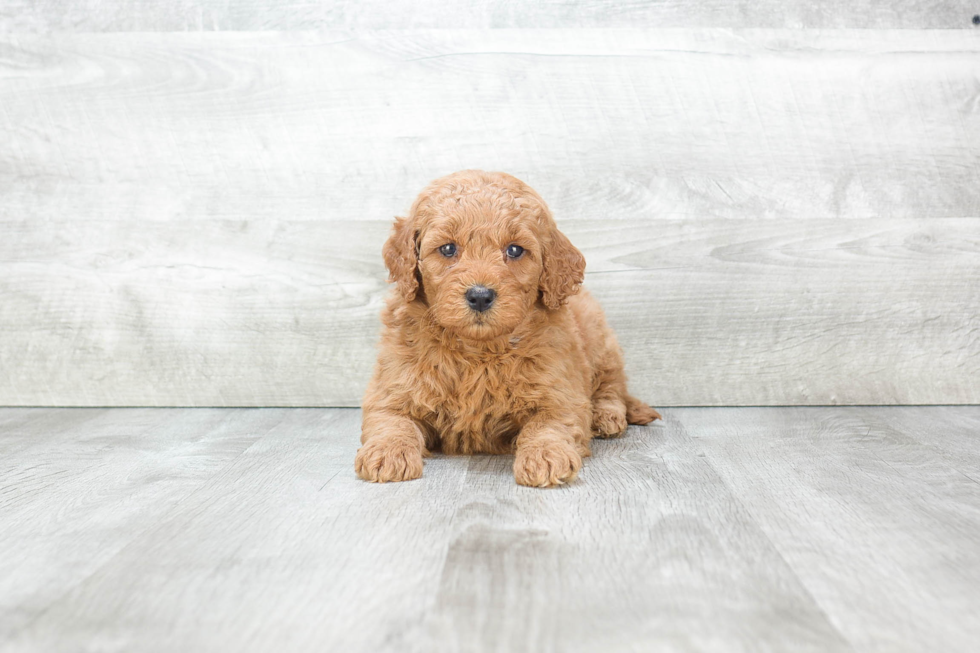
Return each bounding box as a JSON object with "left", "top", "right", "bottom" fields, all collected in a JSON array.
[
  {"left": 355, "top": 438, "right": 424, "bottom": 483},
  {"left": 514, "top": 440, "right": 582, "bottom": 488}
]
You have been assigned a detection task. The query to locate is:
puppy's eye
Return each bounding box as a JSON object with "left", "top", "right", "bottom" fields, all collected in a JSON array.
[
  {"left": 505, "top": 244, "right": 524, "bottom": 259},
  {"left": 438, "top": 243, "right": 457, "bottom": 257}
]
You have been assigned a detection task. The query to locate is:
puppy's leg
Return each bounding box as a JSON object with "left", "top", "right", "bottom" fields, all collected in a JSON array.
[
  {"left": 591, "top": 383, "right": 629, "bottom": 439},
  {"left": 625, "top": 394, "right": 662, "bottom": 424},
  {"left": 587, "top": 349, "right": 662, "bottom": 431},
  {"left": 573, "top": 296, "right": 661, "bottom": 434},
  {"left": 355, "top": 410, "right": 427, "bottom": 483},
  {"left": 513, "top": 413, "right": 589, "bottom": 488}
]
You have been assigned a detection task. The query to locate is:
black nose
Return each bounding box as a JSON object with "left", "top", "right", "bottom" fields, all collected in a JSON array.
[{"left": 465, "top": 285, "right": 496, "bottom": 313}]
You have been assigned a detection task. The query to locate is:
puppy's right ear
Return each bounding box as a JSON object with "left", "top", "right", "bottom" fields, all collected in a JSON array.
[{"left": 382, "top": 216, "right": 420, "bottom": 302}]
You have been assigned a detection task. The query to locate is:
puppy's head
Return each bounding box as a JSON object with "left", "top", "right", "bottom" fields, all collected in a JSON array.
[{"left": 383, "top": 170, "right": 585, "bottom": 340}]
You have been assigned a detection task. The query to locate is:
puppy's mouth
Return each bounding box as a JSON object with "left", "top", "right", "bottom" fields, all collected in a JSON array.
[
  {"left": 430, "top": 285, "right": 525, "bottom": 341},
  {"left": 457, "top": 313, "right": 508, "bottom": 341},
  {"left": 466, "top": 314, "right": 493, "bottom": 332}
]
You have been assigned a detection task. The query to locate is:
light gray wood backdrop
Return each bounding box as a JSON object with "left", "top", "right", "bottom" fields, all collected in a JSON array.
[{"left": 1, "top": 5, "right": 979, "bottom": 406}]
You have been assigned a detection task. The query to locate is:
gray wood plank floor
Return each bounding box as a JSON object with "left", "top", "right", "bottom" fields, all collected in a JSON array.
[{"left": 2, "top": 407, "right": 978, "bottom": 652}]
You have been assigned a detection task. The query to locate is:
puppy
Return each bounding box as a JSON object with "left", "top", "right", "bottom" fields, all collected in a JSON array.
[{"left": 356, "top": 170, "right": 661, "bottom": 487}]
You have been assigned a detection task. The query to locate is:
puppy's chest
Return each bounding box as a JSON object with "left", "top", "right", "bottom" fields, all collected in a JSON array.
[{"left": 415, "top": 350, "right": 537, "bottom": 450}]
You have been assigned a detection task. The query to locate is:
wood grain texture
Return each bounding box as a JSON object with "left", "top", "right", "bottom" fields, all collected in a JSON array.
[
  {"left": 2, "top": 218, "right": 978, "bottom": 406},
  {"left": 4, "top": 407, "right": 979, "bottom": 651},
  {"left": 1, "top": 30, "right": 978, "bottom": 225},
  {"left": 5, "top": 409, "right": 473, "bottom": 652},
  {"left": 682, "top": 407, "right": 980, "bottom": 653},
  {"left": 1, "top": 0, "right": 977, "bottom": 31},
  {"left": 2, "top": 29, "right": 979, "bottom": 406},
  {"left": 858, "top": 406, "right": 980, "bottom": 478},
  {"left": 0, "top": 408, "right": 290, "bottom": 634},
  {"left": 410, "top": 425, "right": 850, "bottom": 653}
]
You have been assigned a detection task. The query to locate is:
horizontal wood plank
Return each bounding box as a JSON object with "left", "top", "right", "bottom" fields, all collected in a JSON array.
[
  {"left": 1, "top": 30, "right": 977, "bottom": 224},
  {"left": 1, "top": 0, "right": 976, "bottom": 31},
  {"left": 2, "top": 218, "right": 977, "bottom": 406}
]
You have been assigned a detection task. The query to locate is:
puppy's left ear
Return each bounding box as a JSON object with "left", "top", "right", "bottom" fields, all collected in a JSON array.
[
  {"left": 539, "top": 227, "right": 585, "bottom": 310},
  {"left": 382, "top": 216, "right": 420, "bottom": 302}
]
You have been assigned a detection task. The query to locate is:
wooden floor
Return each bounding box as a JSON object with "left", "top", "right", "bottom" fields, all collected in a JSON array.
[{"left": 2, "top": 407, "right": 978, "bottom": 652}]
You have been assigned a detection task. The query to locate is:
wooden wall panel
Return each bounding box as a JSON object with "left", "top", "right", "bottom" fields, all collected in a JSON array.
[
  {"left": 1, "top": 29, "right": 978, "bottom": 406},
  {"left": 2, "top": 218, "right": 977, "bottom": 406},
  {"left": 1, "top": 31, "right": 978, "bottom": 225},
  {"left": 1, "top": 0, "right": 976, "bottom": 31}
]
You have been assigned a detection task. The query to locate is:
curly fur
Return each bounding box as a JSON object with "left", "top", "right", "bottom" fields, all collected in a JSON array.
[{"left": 356, "top": 170, "right": 661, "bottom": 487}]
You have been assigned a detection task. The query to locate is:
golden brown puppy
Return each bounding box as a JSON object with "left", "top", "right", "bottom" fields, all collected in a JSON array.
[{"left": 356, "top": 170, "right": 661, "bottom": 487}]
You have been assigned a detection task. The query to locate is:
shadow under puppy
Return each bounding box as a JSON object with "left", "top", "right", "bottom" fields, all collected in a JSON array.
[{"left": 356, "top": 170, "right": 661, "bottom": 487}]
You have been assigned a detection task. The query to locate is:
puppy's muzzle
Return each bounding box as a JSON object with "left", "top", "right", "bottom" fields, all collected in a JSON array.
[{"left": 464, "top": 285, "right": 496, "bottom": 313}]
